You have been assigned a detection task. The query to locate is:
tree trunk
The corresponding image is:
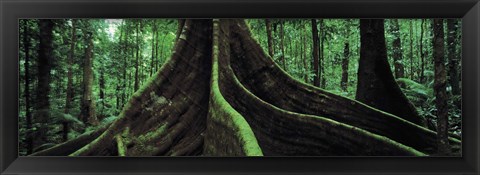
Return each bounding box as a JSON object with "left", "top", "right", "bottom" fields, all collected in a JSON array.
[
  {"left": 80, "top": 27, "right": 98, "bottom": 126},
  {"left": 340, "top": 42, "right": 349, "bottom": 91},
  {"left": 23, "top": 20, "right": 33, "bottom": 154},
  {"left": 121, "top": 24, "right": 128, "bottom": 109},
  {"left": 34, "top": 19, "right": 54, "bottom": 150},
  {"left": 265, "top": 19, "right": 274, "bottom": 58},
  {"left": 279, "top": 20, "right": 286, "bottom": 70},
  {"left": 319, "top": 20, "right": 326, "bottom": 89},
  {"left": 150, "top": 21, "right": 157, "bottom": 77},
  {"left": 134, "top": 20, "right": 140, "bottom": 91},
  {"left": 389, "top": 19, "right": 405, "bottom": 87},
  {"left": 419, "top": 19, "right": 425, "bottom": 83},
  {"left": 64, "top": 19, "right": 77, "bottom": 142},
  {"left": 409, "top": 20, "right": 414, "bottom": 80},
  {"left": 302, "top": 24, "right": 308, "bottom": 83},
  {"left": 31, "top": 19, "right": 461, "bottom": 157},
  {"left": 447, "top": 19, "right": 460, "bottom": 96},
  {"left": 433, "top": 19, "right": 451, "bottom": 155},
  {"left": 356, "top": 19, "right": 425, "bottom": 126},
  {"left": 311, "top": 19, "right": 320, "bottom": 87},
  {"left": 99, "top": 70, "right": 106, "bottom": 120}
]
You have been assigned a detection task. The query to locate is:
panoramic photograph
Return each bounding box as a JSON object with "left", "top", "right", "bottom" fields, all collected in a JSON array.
[{"left": 18, "top": 18, "right": 462, "bottom": 156}]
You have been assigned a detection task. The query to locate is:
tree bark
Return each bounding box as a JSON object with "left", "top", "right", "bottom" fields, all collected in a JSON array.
[
  {"left": 356, "top": 19, "right": 425, "bottom": 126},
  {"left": 433, "top": 19, "right": 451, "bottom": 155},
  {"left": 419, "top": 19, "right": 425, "bottom": 83},
  {"left": 340, "top": 42, "right": 349, "bottom": 91},
  {"left": 150, "top": 21, "right": 157, "bottom": 77},
  {"left": 409, "top": 20, "right": 414, "bottom": 80},
  {"left": 134, "top": 20, "right": 140, "bottom": 91},
  {"left": 265, "top": 19, "right": 274, "bottom": 58},
  {"left": 279, "top": 20, "right": 286, "bottom": 70},
  {"left": 311, "top": 19, "right": 320, "bottom": 87},
  {"left": 35, "top": 19, "right": 54, "bottom": 150},
  {"left": 80, "top": 26, "right": 98, "bottom": 126},
  {"left": 302, "top": 23, "right": 308, "bottom": 83}
]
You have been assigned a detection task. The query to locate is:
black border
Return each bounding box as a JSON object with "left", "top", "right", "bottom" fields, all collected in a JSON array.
[{"left": 1, "top": 0, "right": 479, "bottom": 174}]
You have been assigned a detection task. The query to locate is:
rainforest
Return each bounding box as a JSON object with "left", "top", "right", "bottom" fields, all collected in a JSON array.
[{"left": 18, "top": 19, "right": 462, "bottom": 156}]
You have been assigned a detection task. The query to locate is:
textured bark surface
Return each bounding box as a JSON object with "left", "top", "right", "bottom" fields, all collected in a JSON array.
[
  {"left": 30, "top": 19, "right": 459, "bottom": 157},
  {"left": 433, "top": 19, "right": 451, "bottom": 155},
  {"left": 356, "top": 19, "right": 424, "bottom": 126},
  {"left": 265, "top": 19, "right": 274, "bottom": 58},
  {"left": 80, "top": 31, "right": 98, "bottom": 126},
  {"left": 340, "top": 42, "right": 349, "bottom": 91}
]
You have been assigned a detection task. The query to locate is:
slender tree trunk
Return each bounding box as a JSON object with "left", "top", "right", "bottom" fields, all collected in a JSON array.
[
  {"left": 341, "top": 43, "right": 349, "bottom": 91},
  {"left": 134, "top": 20, "right": 140, "bottom": 91},
  {"left": 265, "top": 19, "right": 274, "bottom": 58},
  {"left": 409, "top": 20, "right": 414, "bottom": 80},
  {"left": 35, "top": 19, "right": 54, "bottom": 150},
  {"left": 311, "top": 19, "right": 320, "bottom": 87},
  {"left": 99, "top": 70, "right": 105, "bottom": 120},
  {"left": 23, "top": 20, "right": 33, "bottom": 154},
  {"left": 319, "top": 20, "right": 326, "bottom": 88},
  {"left": 447, "top": 19, "right": 460, "bottom": 96},
  {"left": 150, "top": 21, "right": 157, "bottom": 77},
  {"left": 121, "top": 24, "right": 127, "bottom": 109},
  {"left": 154, "top": 24, "right": 159, "bottom": 72},
  {"left": 389, "top": 19, "right": 405, "bottom": 87},
  {"left": 64, "top": 19, "right": 77, "bottom": 142},
  {"left": 356, "top": 19, "right": 425, "bottom": 126},
  {"left": 279, "top": 20, "right": 286, "bottom": 70},
  {"left": 340, "top": 20, "right": 351, "bottom": 92},
  {"left": 80, "top": 28, "right": 97, "bottom": 126},
  {"left": 419, "top": 19, "right": 425, "bottom": 83},
  {"left": 302, "top": 24, "right": 308, "bottom": 83},
  {"left": 433, "top": 19, "right": 451, "bottom": 155}
]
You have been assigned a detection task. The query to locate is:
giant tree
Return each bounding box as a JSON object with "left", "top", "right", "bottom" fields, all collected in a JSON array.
[
  {"left": 356, "top": 19, "right": 425, "bottom": 126},
  {"left": 31, "top": 19, "right": 460, "bottom": 157}
]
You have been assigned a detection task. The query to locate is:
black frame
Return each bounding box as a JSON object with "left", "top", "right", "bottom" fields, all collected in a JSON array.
[{"left": 1, "top": 0, "right": 479, "bottom": 174}]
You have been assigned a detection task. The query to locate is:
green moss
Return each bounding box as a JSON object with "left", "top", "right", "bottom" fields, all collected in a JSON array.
[{"left": 206, "top": 20, "right": 263, "bottom": 156}]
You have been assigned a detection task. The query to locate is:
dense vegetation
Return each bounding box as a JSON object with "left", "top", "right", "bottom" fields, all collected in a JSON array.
[{"left": 18, "top": 19, "right": 461, "bottom": 156}]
